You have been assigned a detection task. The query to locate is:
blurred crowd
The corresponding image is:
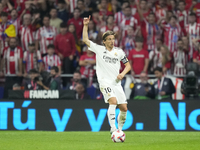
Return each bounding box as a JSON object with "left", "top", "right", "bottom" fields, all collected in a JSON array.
[{"left": 0, "top": 0, "right": 200, "bottom": 99}]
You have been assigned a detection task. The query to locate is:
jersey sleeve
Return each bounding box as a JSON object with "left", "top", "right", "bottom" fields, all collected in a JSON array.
[
  {"left": 120, "top": 49, "right": 128, "bottom": 64},
  {"left": 88, "top": 40, "right": 98, "bottom": 53}
]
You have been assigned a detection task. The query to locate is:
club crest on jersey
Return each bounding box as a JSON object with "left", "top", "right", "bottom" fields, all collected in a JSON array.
[{"left": 114, "top": 52, "right": 118, "bottom": 56}]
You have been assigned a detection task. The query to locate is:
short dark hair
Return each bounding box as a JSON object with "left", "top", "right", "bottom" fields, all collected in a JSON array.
[
  {"left": 74, "top": 7, "right": 81, "bottom": 12},
  {"left": 10, "top": 9, "right": 17, "bottom": 13},
  {"left": 102, "top": 31, "right": 115, "bottom": 41},
  {"left": 43, "top": 14, "right": 50, "bottom": 19},
  {"left": 28, "top": 43, "right": 35, "bottom": 47},
  {"left": 177, "top": 39, "right": 183, "bottom": 43},
  {"left": 29, "top": 69, "right": 39, "bottom": 74},
  {"left": 169, "top": 15, "right": 177, "bottom": 21},
  {"left": 47, "top": 44, "right": 55, "bottom": 49},
  {"left": 189, "top": 12, "right": 196, "bottom": 17},
  {"left": 156, "top": 38, "right": 163, "bottom": 43},
  {"left": 1, "top": 12, "right": 8, "bottom": 17},
  {"left": 135, "top": 36, "right": 144, "bottom": 43},
  {"left": 148, "top": 12, "right": 156, "bottom": 17},
  {"left": 74, "top": 70, "right": 81, "bottom": 75},
  {"left": 154, "top": 67, "right": 163, "bottom": 73},
  {"left": 178, "top": 0, "right": 186, "bottom": 5},
  {"left": 57, "top": 0, "right": 65, "bottom": 4},
  {"left": 60, "top": 22, "right": 67, "bottom": 28},
  {"left": 50, "top": 66, "right": 59, "bottom": 73}
]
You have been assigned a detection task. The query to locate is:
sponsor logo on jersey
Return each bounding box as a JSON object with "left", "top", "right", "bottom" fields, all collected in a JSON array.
[{"left": 103, "top": 55, "right": 118, "bottom": 64}]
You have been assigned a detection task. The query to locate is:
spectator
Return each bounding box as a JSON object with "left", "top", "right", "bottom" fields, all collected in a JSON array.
[
  {"left": 35, "top": 14, "right": 58, "bottom": 56},
  {"left": 138, "top": 7, "right": 161, "bottom": 52},
  {"left": 130, "top": 72, "right": 152, "bottom": 100},
  {"left": 88, "top": 20, "right": 98, "bottom": 43},
  {"left": 149, "top": 39, "right": 163, "bottom": 74},
  {"left": 77, "top": 0, "right": 90, "bottom": 18},
  {"left": 1, "top": 0, "right": 13, "bottom": 13},
  {"left": 79, "top": 48, "right": 96, "bottom": 86},
  {"left": 9, "top": 9, "right": 20, "bottom": 36},
  {"left": 50, "top": 8, "right": 63, "bottom": 32},
  {"left": 146, "top": 67, "right": 176, "bottom": 100},
  {"left": 66, "top": 71, "right": 81, "bottom": 90},
  {"left": 128, "top": 37, "right": 149, "bottom": 76},
  {"left": 193, "top": 39, "right": 200, "bottom": 66},
  {"left": 182, "top": 36, "right": 192, "bottom": 62},
  {"left": 24, "top": 69, "right": 42, "bottom": 90},
  {"left": 176, "top": 0, "right": 188, "bottom": 35},
  {"left": 37, "top": 66, "right": 62, "bottom": 90},
  {"left": 0, "top": 12, "right": 9, "bottom": 54},
  {"left": 13, "top": 83, "right": 21, "bottom": 90},
  {"left": 57, "top": 0, "right": 69, "bottom": 23},
  {"left": 0, "top": 37, "right": 23, "bottom": 98},
  {"left": 67, "top": 7, "right": 83, "bottom": 39},
  {"left": 42, "top": 44, "right": 62, "bottom": 74},
  {"left": 75, "top": 81, "right": 91, "bottom": 99},
  {"left": 114, "top": 1, "right": 129, "bottom": 26},
  {"left": 100, "top": 15, "right": 120, "bottom": 46},
  {"left": 185, "top": 13, "right": 200, "bottom": 58},
  {"left": 54, "top": 22, "right": 76, "bottom": 85},
  {"left": 19, "top": 13, "right": 36, "bottom": 52},
  {"left": 92, "top": 9, "right": 106, "bottom": 31},
  {"left": 156, "top": 0, "right": 168, "bottom": 20},
  {"left": 160, "top": 45, "right": 172, "bottom": 74},
  {"left": 134, "top": 0, "right": 150, "bottom": 24},
  {"left": 84, "top": 0, "right": 97, "bottom": 15},
  {"left": 173, "top": 39, "right": 187, "bottom": 76},
  {"left": 120, "top": 25, "right": 137, "bottom": 56},
  {"left": 23, "top": 43, "right": 43, "bottom": 76},
  {"left": 120, "top": 6, "right": 138, "bottom": 39},
  {"left": 68, "top": 23, "right": 80, "bottom": 54},
  {"left": 160, "top": 15, "right": 181, "bottom": 53},
  {"left": 98, "top": 0, "right": 113, "bottom": 17}
]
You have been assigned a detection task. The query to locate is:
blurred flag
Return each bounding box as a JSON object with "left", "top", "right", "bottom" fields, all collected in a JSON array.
[{"left": 4, "top": 24, "right": 16, "bottom": 37}]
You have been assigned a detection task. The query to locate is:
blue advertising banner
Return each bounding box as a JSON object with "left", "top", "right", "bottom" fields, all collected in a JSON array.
[{"left": 0, "top": 100, "right": 200, "bottom": 131}]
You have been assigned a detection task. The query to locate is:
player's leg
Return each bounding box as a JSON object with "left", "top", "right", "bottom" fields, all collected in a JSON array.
[
  {"left": 107, "top": 97, "right": 117, "bottom": 133},
  {"left": 117, "top": 104, "right": 128, "bottom": 131}
]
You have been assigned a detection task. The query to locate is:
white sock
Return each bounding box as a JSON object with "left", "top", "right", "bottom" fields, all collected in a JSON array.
[
  {"left": 118, "top": 111, "right": 127, "bottom": 131},
  {"left": 107, "top": 105, "right": 117, "bottom": 130}
]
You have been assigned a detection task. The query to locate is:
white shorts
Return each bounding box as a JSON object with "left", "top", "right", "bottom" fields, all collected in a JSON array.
[{"left": 99, "top": 83, "right": 127, "bottom": 104}]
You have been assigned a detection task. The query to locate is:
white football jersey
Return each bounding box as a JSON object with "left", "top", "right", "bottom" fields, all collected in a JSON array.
[{"left": 88, "top": 41, "right": 127, "bottom": 85}]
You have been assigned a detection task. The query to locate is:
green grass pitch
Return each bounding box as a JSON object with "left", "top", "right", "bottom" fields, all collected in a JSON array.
[{"left": 0, "top": 131, "right": 200, "bottom": 150}]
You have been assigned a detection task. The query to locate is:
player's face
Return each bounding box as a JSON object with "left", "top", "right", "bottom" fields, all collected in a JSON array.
[
  {"left": 104, "top": 35, "right": 115, "bottom": 49},
  {"left": 154, "top": 71, "right": 162, "bottom": 79}
]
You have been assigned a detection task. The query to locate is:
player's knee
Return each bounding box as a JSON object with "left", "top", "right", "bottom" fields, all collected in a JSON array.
[
  {"left": 121, "top": 106, "right": 128, "bottom": 112},
  {"left": 108, "top": 97, "right": 117, "bottom": 105}
]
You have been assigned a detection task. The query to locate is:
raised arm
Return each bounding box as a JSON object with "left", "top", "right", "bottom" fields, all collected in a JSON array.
[{"left": 82, "top": 16, "right": 91, "bottom": 47}]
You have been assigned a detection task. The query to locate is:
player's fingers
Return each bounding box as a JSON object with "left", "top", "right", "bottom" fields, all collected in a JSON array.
[{"left": 88, "top": 15, "right": 91, "bottom": 20}]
